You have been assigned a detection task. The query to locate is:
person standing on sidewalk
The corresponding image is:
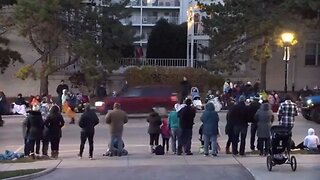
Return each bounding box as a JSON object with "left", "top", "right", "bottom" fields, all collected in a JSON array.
[
  {"left": 78, "top": 104, "right": 99, "bottom": 159},
  {"left": 106, "top": 103, "right": 128, "bottom": 157},
  {"left": 225, "top": 101, "right": 235, "bottom": 154},
  {"left": 26, "top": 105, "right": 44, "bottom": 159},
  {"left": 277, "top": 94, "right": 298, "bottom": 132},
  {"left": 201, "top": 103, "right": 219, "bottom": 157},
  {"left": 254, "top": 102, "right": 274, "bottom": 156},
  {"left": 147, "top": 108, "right": 162, "bottom": 153},
  {"left": 161, "top": 116, "right": 170, "bottom": 153},
  {"left": 45, "top": 105, "right": 65, "bottom": 159},
  {"left": 177, "top": 99, "right": 196, "bottom": 155},
  {"left": 168, "top": 104, "right": 181, "bottom": 154},
  {"left": 247, "top": 96, "right": 261, "bottom": 151},
  {"left": 230, "top": 95, "right": 248, "bottom": 156}
]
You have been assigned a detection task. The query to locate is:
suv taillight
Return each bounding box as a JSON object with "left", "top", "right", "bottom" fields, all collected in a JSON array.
[{"left": 170, "top": 95, "right": 178, "bottom": 102}]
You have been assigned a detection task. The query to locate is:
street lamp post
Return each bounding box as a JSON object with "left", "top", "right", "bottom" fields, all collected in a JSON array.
[{"left": 281, "top": 32, "right": 295, "bottom": 94}]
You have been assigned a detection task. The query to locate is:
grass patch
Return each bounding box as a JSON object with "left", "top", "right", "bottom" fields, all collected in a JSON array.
[
  {"left": 0, "top": 157, "right": 35, "bottom": 164},
  {"left": 0, "top": 169, "right": 45, "bottom": 179},
  {"left": 0, "top": 156, "right": 52, "bottom": 164}
]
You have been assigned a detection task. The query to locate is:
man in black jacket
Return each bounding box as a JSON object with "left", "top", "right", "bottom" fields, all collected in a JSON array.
[
  {"left": 247, "top": 96, "right": 261, "bottom": 151},
  {"left": 177, "top": 99, "right": 196, "bottom": 155},
  {"left": 230, "top": 95, "right": 248, "bottom": 156},
  {"left": 78, "top": 104, "right": 99, "bottom": 159}
]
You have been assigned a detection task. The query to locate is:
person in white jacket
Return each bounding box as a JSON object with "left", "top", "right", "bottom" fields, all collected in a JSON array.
[{"left": 296, "top": 128, "right": 320, "bottom": 151}]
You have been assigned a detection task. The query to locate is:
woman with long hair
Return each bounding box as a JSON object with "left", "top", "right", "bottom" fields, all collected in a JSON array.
[{"left": 44, "top": 105, "right": 65, "bottom": 158}]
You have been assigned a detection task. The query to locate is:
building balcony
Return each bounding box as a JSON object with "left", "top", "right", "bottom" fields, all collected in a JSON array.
[
  {"left": 119, "top": 58, "right": 207, "bottom": 68},
  {"left": 128, "top": 0, "right": 180, "bottom": 8},
  {"left": 142, "top": 16, "right": 179, "bottom": 25}
]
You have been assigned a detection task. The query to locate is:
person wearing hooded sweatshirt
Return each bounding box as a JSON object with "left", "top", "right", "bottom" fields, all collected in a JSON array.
[
  {"left": 44, "top": 105, "right": 65, "bottom": 158},
  {"left": 26, "top": 105, "right": 44, "bottom": 159},
  {"left": 147, "top": 108, "right": 162, "bottom": 153},
  {"left": 161, "top": 117, "right": 170, "bottom": 153},
  {"left": 296, "top": 128, "right": 320, "bottom": 151},
  {"left": 254, "top": 102, "right": 274, "bottom": 156},
  {"left": 168, "top": 104, "right": 181, "bottom": 154},
  {"left": 78, "top": 104, "right": 99, "bottom": 159},
  {"left": 201, "top": 103, "right": 219, "bottom": 157}
]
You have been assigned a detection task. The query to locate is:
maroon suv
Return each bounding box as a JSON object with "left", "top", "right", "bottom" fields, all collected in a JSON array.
[{"left": 95, "top": 85, "right": 178, "bottom": 114}]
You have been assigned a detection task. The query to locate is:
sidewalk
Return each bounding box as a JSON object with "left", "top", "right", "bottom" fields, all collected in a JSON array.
[{"left": 1, "top": 153, "right": 319, "bottom": 180}]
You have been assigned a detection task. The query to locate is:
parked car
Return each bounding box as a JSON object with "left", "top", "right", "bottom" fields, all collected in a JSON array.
[
  {"left": 95, "top": 85, "right": 178, "bottom": 114},
  {"left": 301, "top": 91, "right": 320, "bottom": 123}
]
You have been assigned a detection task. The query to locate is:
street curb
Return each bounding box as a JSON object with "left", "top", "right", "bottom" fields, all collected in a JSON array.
[
  {"left": 232, "top": 156, "right": 256, "bottom": 180},
  {"left": 3, "top": 159, "right": 62, "bottom": 180}
]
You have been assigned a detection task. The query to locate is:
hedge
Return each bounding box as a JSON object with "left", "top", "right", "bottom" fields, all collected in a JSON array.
[{"left": 124, "top": 67, "right": 225, "bottom": 94}]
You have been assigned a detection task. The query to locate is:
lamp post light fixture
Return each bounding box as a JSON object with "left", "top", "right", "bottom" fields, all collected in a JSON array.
[{"left": 281, "top": 32, "right": 296, "bottom": 94}]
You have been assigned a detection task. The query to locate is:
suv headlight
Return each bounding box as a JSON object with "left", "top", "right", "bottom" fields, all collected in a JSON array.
[
  {"left": 306, "top": 99, "right": 312, "bottom": 105},
  {"left": 95, "top": 101, "right": 104, "bottom": 107}
]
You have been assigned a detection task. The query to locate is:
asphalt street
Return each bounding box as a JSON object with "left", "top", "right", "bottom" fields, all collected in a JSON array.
[{"left": 1, "top": 112, "right": 320, "bottom": 180}]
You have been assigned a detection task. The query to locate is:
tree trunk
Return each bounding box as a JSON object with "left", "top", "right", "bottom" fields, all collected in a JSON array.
[
  {"left": 40, "top": 56, "right": 49, "bottom": 96},
  {"left": 40, "top": 75, "right": 49, "bottom": 96},
  {"left": 260, "top": 60, "right": 267, "bottom": 90}
]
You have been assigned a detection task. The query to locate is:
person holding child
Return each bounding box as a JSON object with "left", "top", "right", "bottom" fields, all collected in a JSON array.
[{"left": 200, "top": 103, "right": 220, "bottom": 157}]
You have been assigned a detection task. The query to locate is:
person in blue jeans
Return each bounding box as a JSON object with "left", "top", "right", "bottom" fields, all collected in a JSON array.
[
  {"left": 168, "top": 104, "right": 181, "bottom": 154},
  {"left": 201, "top": 103, "right": 219, "bottom": 157},
  {"left": 229, "top": 95, "right": 248, "bottom": 156}
]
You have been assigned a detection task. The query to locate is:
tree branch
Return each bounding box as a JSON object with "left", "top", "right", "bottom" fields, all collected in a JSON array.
[
  {"left": 28, "top": 30, "right": 44, "bottom": 55},
  {"left": 48, "top": 55, "right": 79, "bottom": 76}
]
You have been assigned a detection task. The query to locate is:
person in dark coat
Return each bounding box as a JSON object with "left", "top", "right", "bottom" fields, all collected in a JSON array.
[
  {"left": 56, "top": 80, "right": 69, "bottom": 106},
  {"left": 147, "top": 108, "right": 162, "bottom": 153},
  {"left": 254, "top": 103, "right": 274, "bottom": 156},
  {"left": 78, "top": 104, "right": 99, "bottom": 159},
  {"left": 44, "top": 105, "right": 65, "bottom": 158},
  {"left": 180, "top": 77, "right": 191, "bottom": 104},
  {"left": 96, "top": 84, "right": 107, "bottom": 100},
  {"left": 247, "top": 96, "right": 261, "bottom": 151},
  {"left": 26, "top": 105, "right": 44, "bottom": 159},
  {"left": 201, "top": 103, "right": 219, "bottom": 157},
  {"left": 230, "top": 95, "right": 248, "bottom": 156},
  {"left": 225, "top": 101, "right": 236, "bottom": 154},
  {"left": 178, "top": 99, "right": 196, "bottom": 155}
]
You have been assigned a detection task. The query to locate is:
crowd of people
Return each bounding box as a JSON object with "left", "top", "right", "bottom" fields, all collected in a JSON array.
[{"left": 1, "top": 78, "right": 320, "bottom": 160}]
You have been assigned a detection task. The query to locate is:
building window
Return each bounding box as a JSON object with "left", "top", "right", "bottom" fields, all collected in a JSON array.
[{"left": 305, "top": 43, "right": 319, "bottom": 65}]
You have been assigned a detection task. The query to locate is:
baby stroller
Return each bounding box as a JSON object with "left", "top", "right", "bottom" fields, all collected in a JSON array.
[
  {"left": 266, "top": 125, "right": 297, "bottom": 171},
  {"left": 190, "top": 87, "right": 203, "bottom": 110}
]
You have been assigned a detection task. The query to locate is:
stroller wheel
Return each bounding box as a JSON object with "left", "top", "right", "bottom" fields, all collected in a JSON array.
[
  {"left": 267, "top": 155, "right": 273, "bottom": 171},
  {"left": 290, "top": 156, "right": 297, "bottom": 171}
]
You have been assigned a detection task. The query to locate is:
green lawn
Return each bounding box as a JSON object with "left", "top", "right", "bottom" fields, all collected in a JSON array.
[
  {"left": 0, "top": 157, "right": 35, "bottom": 164},
  {"left": 0, "top": 169, "right": 45, "bottom": 179}
]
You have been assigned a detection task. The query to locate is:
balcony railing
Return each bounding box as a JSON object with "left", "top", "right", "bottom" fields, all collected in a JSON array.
[
  {"left": 55, "top": 58, "right": 208, "bottom": 74},
  {"left": 129, "top": 0, "right": 180, "bottom": 7},
  {"left": 142, "top": 16, "right": 179, "bottom": 24},
  {"left": 119, "top": 58, "right": 208, "bottom": 68}
]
